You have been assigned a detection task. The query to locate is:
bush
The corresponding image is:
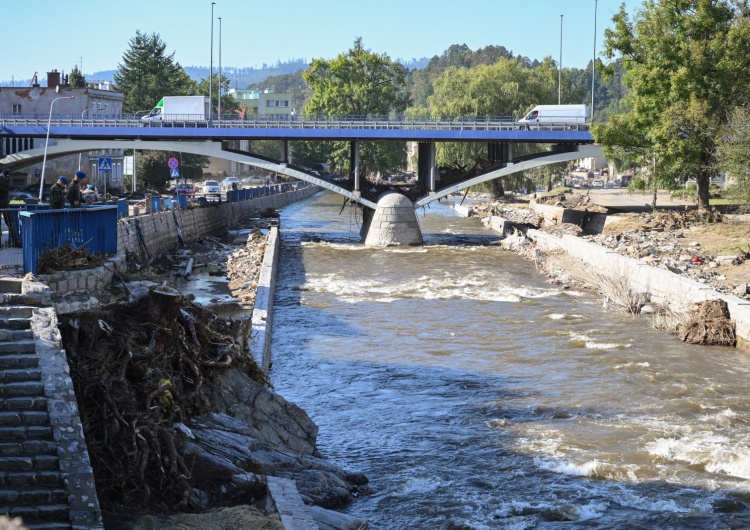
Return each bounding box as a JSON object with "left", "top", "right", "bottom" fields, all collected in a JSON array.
[{"left": 626, "top": 177, "right": 647, "bottom": 193}]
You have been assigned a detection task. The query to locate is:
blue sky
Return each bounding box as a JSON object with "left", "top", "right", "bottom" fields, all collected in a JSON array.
[{"left": 2, "top": 0, "right": 639, "bottom": 84}]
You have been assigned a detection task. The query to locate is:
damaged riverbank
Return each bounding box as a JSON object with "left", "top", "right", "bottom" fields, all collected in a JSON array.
[
  {"left": 7, "top": 186, "right": 375, "bottom": 529},
  {"left": 461, "top": 197, "right": 750, "bottom": 349}
]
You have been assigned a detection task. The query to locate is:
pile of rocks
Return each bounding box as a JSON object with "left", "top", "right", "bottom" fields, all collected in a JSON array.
[{"left": 581, "top": 226, "right": 748, "bottom": 300}]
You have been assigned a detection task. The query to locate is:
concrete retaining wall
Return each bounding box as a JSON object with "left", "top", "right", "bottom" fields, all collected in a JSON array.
[
  {"left": 250, "top": 227, "right": 280, "bottom": 374},
  {"left": 529, "top": 200, "right": 624, "bottom": 232},
  {"left": 118, "top": 186, "right": 320, "bottom": 261},
  {"left": 526, "top": 226, "right": 750, "bottom": 347}
]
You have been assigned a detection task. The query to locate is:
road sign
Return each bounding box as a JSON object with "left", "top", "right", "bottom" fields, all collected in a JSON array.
[
  {"left": 168, "top": 157, "right": 179, "bottom": 169},
  {"left": 170, "top": 168, "right": 180, "bottom": 178},
  {"left": 98, "top": 157, "right": 112, "bottom": 171}
]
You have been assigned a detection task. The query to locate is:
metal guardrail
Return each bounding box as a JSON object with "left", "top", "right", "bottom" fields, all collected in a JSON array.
[{"left": 0, "top": 114, "right": 590, "bottom": 132}]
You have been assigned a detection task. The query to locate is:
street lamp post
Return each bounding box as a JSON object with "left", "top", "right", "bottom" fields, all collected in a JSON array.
[
  {"left": 210, "top": 2, "right": 215, "bottom": 123},
  {"left": 592, "top": 0, "right": 598, "bottom": 121},
  {"left": 40, "top": 94, "right": 75, "bottom": 201},
  {"left": 218, "top": 16, "right": 222, "bottom": 121},
  {"left": 78, "top": 108, "right": 89, "bottom": 171},
  {"left": 559, "top": 14, "right": 563, "bottom": 105}
]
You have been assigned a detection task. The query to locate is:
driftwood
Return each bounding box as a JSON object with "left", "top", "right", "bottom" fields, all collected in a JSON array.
[{"left": 678, "top": 299, "right": 736, "bottom": 346}]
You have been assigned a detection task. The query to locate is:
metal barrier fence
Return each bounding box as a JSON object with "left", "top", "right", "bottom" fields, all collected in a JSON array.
[
  {"left": 1, "top": 184, "right": 310, "bottom": 274},
  {"left": 20, "top": 206, "right": 118, "bottom": 275}
]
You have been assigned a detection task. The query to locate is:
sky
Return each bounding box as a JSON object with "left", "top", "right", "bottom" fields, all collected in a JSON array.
[{"left": 2, "top": 0, "right": 640, "bottom": 84}]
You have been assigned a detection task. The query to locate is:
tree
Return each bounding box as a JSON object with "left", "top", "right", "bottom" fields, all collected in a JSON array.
[
  {"left": 595, "top": 0, "right": 750, "bottom": 208},
  {"left": 717, "top": 106, "right": 750, "bottom": 203},
  {"left": 136, "top": 151, "right": 209, "bottom": 190},
  {"left": 69, "top": 66, "right": 86, "bottom": 88},
  {"left": 114, "top": 31, "right": 196, "bottom": 115},
  {"left": 302, "top": 38, "right": 410, "bottom": 176},
  {"left": 196, "top": 73, "right": 240, "bottom": 115}
]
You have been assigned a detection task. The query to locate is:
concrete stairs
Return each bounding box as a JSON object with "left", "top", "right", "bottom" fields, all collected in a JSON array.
[
  {"left": 0, "top": 297, "right": 72, "bottom": 530},
  {"left": 0, "top": 278, "right": 102, "bottom": 529}
]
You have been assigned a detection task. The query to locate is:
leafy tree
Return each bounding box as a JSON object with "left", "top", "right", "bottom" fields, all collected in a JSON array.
[
  {"left": 196, "top": 73, "right": 240, "bottom": 115},
  {"left": 136, "top": 151, "right": 209, "bottom": 189},
  {"left": 114, "top": 31, "right": 196, "bottom": 115},
  {"left": 302, "top": 38, "right": 410, "bottom": 176},
  {"left": 69, "top": 66, "right": 86, "bottom": 88},
  {"left": 717, "top": 106, "right": 750, "bottom": 203},
  {"left": 595, "top": 0, "right": 750, "bottom": 208}
]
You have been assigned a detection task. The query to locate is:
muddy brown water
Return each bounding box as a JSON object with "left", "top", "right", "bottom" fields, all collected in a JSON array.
[{"left": 195, "top": 191, "right": 750, "bottom": 529}]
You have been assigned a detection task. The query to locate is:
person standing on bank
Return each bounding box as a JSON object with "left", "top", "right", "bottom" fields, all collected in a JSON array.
[
  {"left": 0, "top": 169, "right": 20, "bottom": 247},
  {"left": 50, "top": 176, "right": 68, "bottom": 209},
  {"left": 66, "top": 170, "right": 85, "bottom": 208}
]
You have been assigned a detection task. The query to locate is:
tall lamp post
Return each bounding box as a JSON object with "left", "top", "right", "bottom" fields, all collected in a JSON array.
[
  {"left": 218, "top": 16, "right": 222, "bottom": 121},
  {"left": 592, "top": 0, "right": 598, "bottom": 121},
  {"left": 78, "top": 108, "right": 89, "bottom": 171},
  {"left": 40, "top": 93, "right": 75, "bottom": 201},
  {"left": 209, "top": 2, "right": 215, "bottom": 123},
  {"left": 559, "top": 14, "right": 563, "bottom": 105}
]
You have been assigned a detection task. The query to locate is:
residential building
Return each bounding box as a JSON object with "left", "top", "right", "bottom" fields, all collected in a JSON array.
[
  {"left": 0, "top": 70, "right": 126, "bottom": 193},
  {"left": 228, "top": 88, "right": 291, "bottom": 117}
]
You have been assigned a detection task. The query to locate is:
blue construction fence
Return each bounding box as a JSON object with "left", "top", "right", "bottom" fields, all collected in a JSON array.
[
  {"left": 8, "top": 182, "right": 310, "bottom": 274},
  {"left": 20, "top": 206, "right": 118, "bottom": 275}
]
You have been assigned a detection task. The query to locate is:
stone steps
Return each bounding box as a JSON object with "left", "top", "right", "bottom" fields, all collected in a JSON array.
[{"left": 0, "top": 301, "right": 73, "bottom": 529}]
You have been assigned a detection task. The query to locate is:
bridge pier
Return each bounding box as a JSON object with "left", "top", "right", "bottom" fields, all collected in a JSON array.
[
  {"left": 363, "top": 192, "right": 423, "bottom": 246},
  {"left": 417, "top": 141, "right": 437, "bottom": 192}
]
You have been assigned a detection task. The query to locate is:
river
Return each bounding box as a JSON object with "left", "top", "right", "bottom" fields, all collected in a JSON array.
[{"left": 267, "top": 191, "right": 750, "bottom": 529}]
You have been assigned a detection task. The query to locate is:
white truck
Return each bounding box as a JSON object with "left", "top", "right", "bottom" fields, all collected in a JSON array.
[
  {"left": 141, "top": 96, "right": 209, "bottom": 122},
  {"left": 518, "top": 104, "right": 589, "bottom": 125}
]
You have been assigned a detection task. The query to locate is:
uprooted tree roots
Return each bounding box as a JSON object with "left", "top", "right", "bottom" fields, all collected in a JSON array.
[
  {"left": 677, "top": 299, "right": 737, "bottom": 346},
  {"left": 59, "top": 286, "right": 269, "bottom": 514}
]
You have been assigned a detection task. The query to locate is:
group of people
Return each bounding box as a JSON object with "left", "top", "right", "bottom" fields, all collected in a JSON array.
[{"left": 50, "top": 171, "right": 99, "bottom": 209}]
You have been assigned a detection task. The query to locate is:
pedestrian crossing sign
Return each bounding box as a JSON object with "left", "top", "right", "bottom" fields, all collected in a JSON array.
[
  {"left": 98, "top": 157, "right": 112, "bottom": 171},
  {"left": 170, "top": 168, "right": 180, "bottom": 178}
]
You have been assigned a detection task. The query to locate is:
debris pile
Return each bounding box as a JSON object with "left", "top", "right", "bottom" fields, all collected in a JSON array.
[
  {"left": 227, "top": 229, "right": 268, "bottom": 305},
  {"left": 37, "top": 244, "right": 104, "bottom": 273},
  {"left": 677, "top": 299, "right": 736, "bottom": 346},
  {"left": 471, "top": 202, "right": 544, "bottom": 227},
  {"left": 60, "top": 288, "right": 265, "bottom": 514}
]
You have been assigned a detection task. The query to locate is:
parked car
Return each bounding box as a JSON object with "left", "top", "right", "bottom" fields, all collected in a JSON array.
[
  {"left": 9, "top": 188, "right": 38, "bottom": 202},
  {"left": 23, "top": 184, "right": 50, "bottom": 201},
  {"left": 221, "top": 176, "right": 241, "bottom": 191},
  {"left": 592, "top": 178, "right": 603, "bottom": 188},
  {"left": 201, "top": 179, "right": 221, "bottom": 197},
  {"left": 171, "top": 183, "right": 195, "bottom": 196}
]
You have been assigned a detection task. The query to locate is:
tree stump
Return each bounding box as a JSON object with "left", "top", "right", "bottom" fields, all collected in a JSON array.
[{"left": 145, "top": 286, "right": 184, "bottom": 330}]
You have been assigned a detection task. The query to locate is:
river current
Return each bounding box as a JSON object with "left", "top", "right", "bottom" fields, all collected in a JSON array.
[{"left": 267, "top": 191, "right": 750, "bottom": 529}]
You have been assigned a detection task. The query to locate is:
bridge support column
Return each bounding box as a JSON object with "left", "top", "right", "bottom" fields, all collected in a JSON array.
[
  {"left": 350, "top": 141, "right": 360, "bottom": 191},
  {"left": 488, "top": 141, "right": 513, "bottom": 164},
  {"left": 280, "top": 140, "right": 289, "bottom": 164},
  {"left": 363, "top": 192, "right": 423, "bottom": 246},
  {"left": 417, "top": 141, "right": 436, "bottom": 192}
]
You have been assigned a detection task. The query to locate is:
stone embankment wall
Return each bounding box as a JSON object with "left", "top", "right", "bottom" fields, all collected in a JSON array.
[
  {"left": 118, "top": 186, "right": 319, "bottom": 261},
  {"left": 39, "top": 186, "right": 320, "bottom": 308}
]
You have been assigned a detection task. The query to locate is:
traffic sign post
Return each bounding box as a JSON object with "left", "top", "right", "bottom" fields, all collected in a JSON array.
[
  {"left": 170, "top": 168, "right": 180, "bottom": 179},
  {"left": 168, "top": 157, "right": 179, "bottom": 169},
  {"left": 98, "top": 158, "right": 112, "bottom": 197}
]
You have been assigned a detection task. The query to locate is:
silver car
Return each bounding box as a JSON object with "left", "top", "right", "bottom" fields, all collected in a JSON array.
[{"left": 202, "top": 179, "right": 221, "bottom": 197}]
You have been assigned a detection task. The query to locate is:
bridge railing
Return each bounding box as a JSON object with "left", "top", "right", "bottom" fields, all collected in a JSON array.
[{"left": 0, "top": 113, "right": 590, "bottom": 131}]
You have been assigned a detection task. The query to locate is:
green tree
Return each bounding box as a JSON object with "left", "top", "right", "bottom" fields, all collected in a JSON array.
[
  {"left": 196, "top": 74, "right": 240, "bottom": 116},
  {"left": 717, "top": 106, "right": 750, "bottom": 203},
  {"left": 114, "top": 31, "right": 196, "bottom": 115},
  {"left": 302, "top": 38, "right": 410, "bottom": 176},
  {"left": 136, "top": 151, "right": 209, "bottom": 189},
  {"left": 69, "top": 66, "right": 86, "bottom": 88},
  {"left": 595, "top": 0, "right": 750, "bottom": 208}
]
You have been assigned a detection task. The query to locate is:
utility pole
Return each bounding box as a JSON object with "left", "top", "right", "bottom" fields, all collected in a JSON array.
[
  {"left": 210, "top": 2, "right": 215, "bottom": 122},
  {"left": 592, "top": 0, "right": 598, "bottom": 121}
]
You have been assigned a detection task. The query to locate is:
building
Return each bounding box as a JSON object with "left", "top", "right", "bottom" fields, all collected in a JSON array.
[
  {"left": 228, "top": 88, "right": 291, "bottom": 117},
  {"left": 0, "top": 70, "right": 126, "bottom": 193}
]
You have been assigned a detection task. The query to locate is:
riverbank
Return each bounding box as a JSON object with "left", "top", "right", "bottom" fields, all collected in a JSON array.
[{"left": 462, "top": 198, "right": 750, "bottom": 349}]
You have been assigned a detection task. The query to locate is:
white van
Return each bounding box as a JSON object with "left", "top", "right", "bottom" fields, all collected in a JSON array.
[{"left": 519, "top": 104, "right": 590, "bottom": 124}]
